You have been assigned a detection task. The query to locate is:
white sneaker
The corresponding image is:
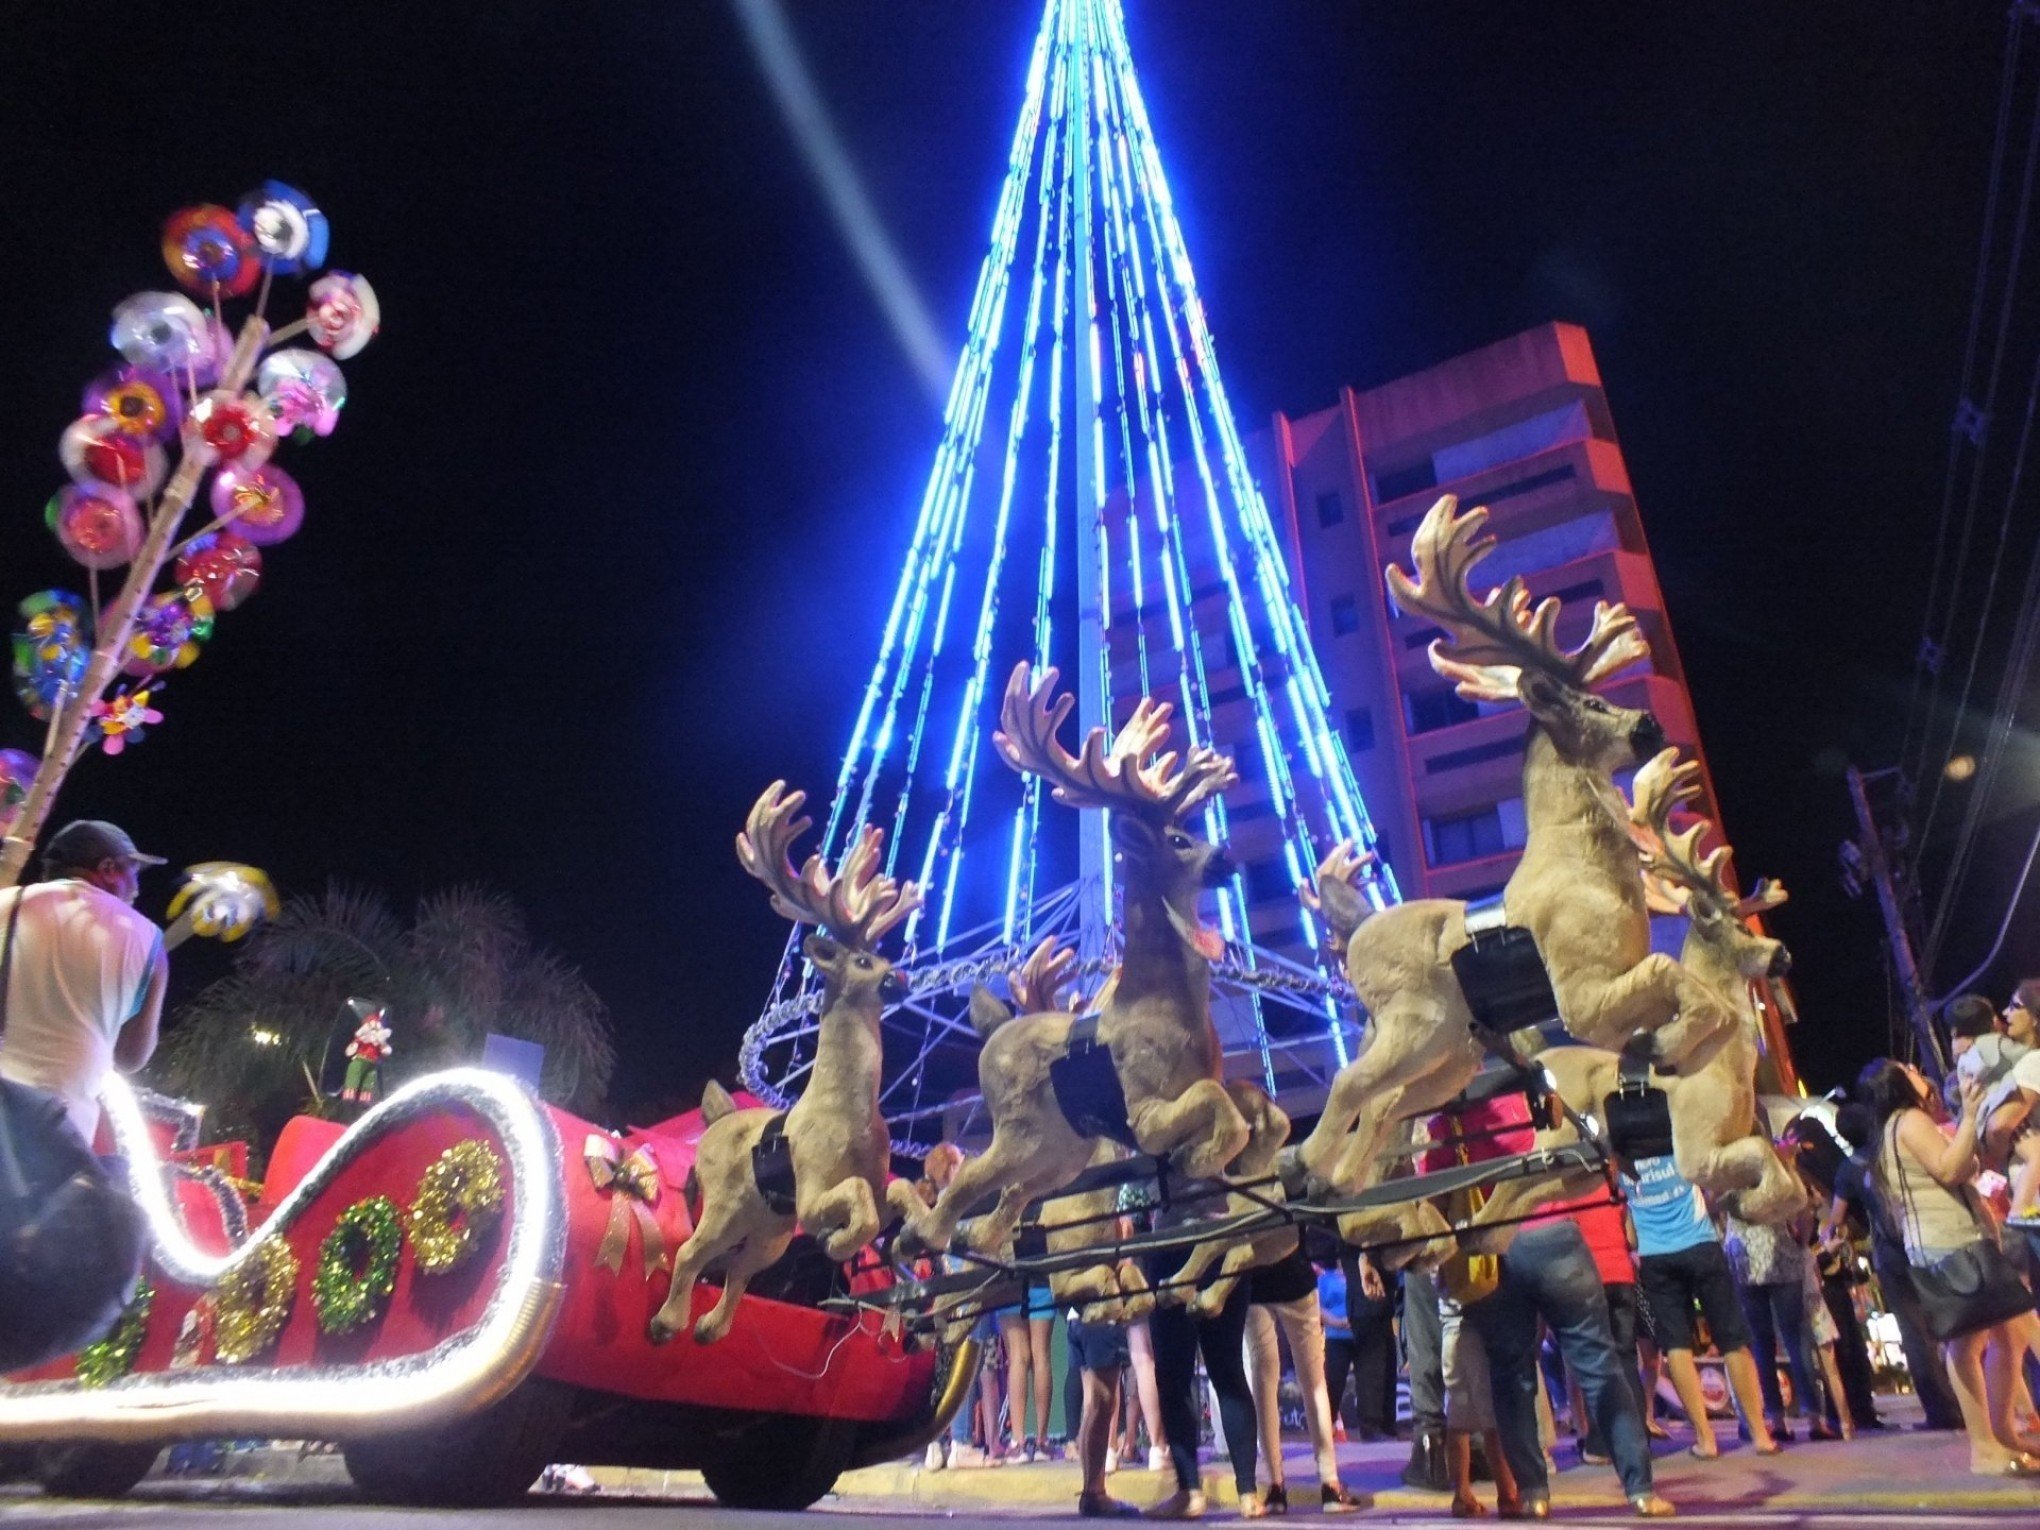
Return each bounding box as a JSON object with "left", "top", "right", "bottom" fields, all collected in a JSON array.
[
  {"left": 951, "top": 1443, "right": 990, "bottom": 1469},
  {"left": 925, "top": 1440, "right": 949, "bottom": 1471},
  {"left": 1148, "top": 1446, "right": 1168, "bottom": 1472},
  {"left": 1105, "top": 1447, "right": 1121, "bottom": 1474}
]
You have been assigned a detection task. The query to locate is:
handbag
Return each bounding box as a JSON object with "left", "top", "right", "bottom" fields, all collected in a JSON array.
[
  {"left": 0, "top": 887, "right": 147, "bottom": 1372},
  {"left": 1888, "top": 1118, "right": 2035, "bottom": 1343}
]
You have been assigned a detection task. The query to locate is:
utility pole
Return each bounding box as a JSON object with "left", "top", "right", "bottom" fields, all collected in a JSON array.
[{"left": 1845, "top": 766, "right": 1946, "bottom": 1080}]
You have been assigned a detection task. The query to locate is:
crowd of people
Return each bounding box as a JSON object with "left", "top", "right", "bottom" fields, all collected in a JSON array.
[{"left": 918, "top": 982, "right": 2040, "bottom": 1519}]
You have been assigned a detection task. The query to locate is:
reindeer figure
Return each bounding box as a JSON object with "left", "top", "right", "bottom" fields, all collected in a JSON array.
[
  {"left": 1295, "top": 497, "right": 1738, "bottom": 1203},
  {"left": 1529, "top": 751, "right": 1805, "bottom": 1224},
  {"left": 899, "top": 663, "right": 1253, "bottom": 1266},
  {"left": 650, "top": 784, "right": 924, "bottom": 1344},
  {"left": 1154, "top": 1080, "right": 1299, "bottom": 1316}
]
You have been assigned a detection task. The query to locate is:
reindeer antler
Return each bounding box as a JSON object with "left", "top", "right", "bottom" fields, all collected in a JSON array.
[
  {"left": 1623, "top": 749, "right": 1788, "bottom": 921},
  {"left": 736, "top": 781, "right": 925, "bottom": 949},
  {"left": 1008, "top": 935, "right": 1080, "bottom": 1013},
  {"left": 1386, "top": 497, "right": 1650, "bottom": 702},
  {"left": 1300, "top": 840, "right": 1376, "bottom": 954},
  {"left": 994, "top": 662, "right": 1238, "bottom": 823}
]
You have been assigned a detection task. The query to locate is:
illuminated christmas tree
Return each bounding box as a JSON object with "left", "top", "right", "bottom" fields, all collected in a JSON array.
[{"left": 744, "top": 0, "right": 1397, "bottom": 1146}]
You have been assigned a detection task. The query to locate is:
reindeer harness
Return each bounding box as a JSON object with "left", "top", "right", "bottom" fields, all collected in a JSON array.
[
  {"left": 1049, "top": 1014, "right": 1140, "bottom": 1150},
  {"left": 749, "top": 1113, "right": 799, "bottom": 1217}
]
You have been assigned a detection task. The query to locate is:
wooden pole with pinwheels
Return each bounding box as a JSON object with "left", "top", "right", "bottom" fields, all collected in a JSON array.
[{"left": 0, "top": 184, "right": 378, "bottom": 888}]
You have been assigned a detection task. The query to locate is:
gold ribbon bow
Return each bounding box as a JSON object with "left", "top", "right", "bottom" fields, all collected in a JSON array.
[{"left": 584, "top": 1135, "right": 669, "bottom": 1279}]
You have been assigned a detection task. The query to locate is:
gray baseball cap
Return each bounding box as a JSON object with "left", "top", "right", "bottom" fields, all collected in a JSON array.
[{"left": 42, "top": 820, "right": 166, "bottom": 874}]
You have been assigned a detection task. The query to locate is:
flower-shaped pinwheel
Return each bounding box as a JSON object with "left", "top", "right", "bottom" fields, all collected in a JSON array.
[
  {"left": 125, "top": 589, "right": 215, "bottom": 675},
  {"left": 82, "top": 367, "right": 184, "bottom": 445},
  {"left": 161, "top": 205, "right": 260, "bottom": 297},
  {"left": 175, "top": 531, "right": 262, "bottom": 612},
  {"left": 167, "top": 862, "right": 279, "bottom": 943},
  {"left": 184, "top": 390, "right": 278, "bottom": 470},
  {"left": 109, "top": 292, "right": 211, "bottom": 371},
  {"left": 47, "top": 486, "right": 144, "bottom": 570},
  {"left": 59, "top": 416, "right": 166, "bottom": 497},
  {"left": 209, "top": 463, "right": 304, "bottom": 545},
  {"left": 89, "top": 687, "right": 163, "bottom": 756},
  {"left": 257, "top": 349, "right": 347, "bottom": 437},
  {"left": 306, "top": 273, "right": 379, "bottom": 361},
  {"left": 237, "top": 182, "right": 328, "bottom": 275}
]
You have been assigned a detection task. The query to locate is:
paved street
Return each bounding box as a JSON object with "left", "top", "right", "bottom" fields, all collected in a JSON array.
[{"left": 4, "top": 1398, "right": 2039, "bottom": 1527}]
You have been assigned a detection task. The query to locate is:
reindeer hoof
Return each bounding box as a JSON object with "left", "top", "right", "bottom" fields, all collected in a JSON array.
[{"left": 647, "top": 1313, "right": 682, "bottom": 1346}]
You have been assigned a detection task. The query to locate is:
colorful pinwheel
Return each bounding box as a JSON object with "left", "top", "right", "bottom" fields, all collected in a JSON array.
[
  {"left": 88, "top": 687, "right": 163, "bottom": 756},
  {"left": 161, "top": 205, "right": 260, "bottom": 297},
  {"left": 306, "top": 273, "right": 379, "bottom": 360}
]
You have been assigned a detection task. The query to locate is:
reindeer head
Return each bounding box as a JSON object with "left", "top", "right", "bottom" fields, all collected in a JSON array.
[
  {"left": 1389, "top": 496, "right": 1660, "bottom": 772},
  {"left": 1627, "top": 750, "right": 1791, "bottom": 982},
  {"left": 737, "top": 782, "right": 922, "bottom": 1013},
  {"left": 994, "top": 663, "right": 1239, "bottom": 962},
  {"left": 1301, "top": 840, "right": 1377, "bottom": 957}
]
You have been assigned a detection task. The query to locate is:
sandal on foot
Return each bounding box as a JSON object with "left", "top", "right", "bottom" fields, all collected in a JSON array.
[
  {"left": 1685, "top": 1444, "right": 1718, "bottom": 1461},
  {"left": 1450, "top": 1496, "right": 1489, "bottom": 1519},
  {"left": 1629, "top": 1493, "right": 1677, "bottom": 1518},
  {"left": 1262, "top": 1482, "right": 1288, "bottom": 1516},
  {"left": 1497, "top": 1498, "right": 1549, "bottom": 1521},
  {"left": 1320, "top": 1484, "right": 1362, "bottom": 1514}
]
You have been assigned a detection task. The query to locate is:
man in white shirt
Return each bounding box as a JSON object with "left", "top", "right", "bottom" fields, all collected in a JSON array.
[{"left": 0, "top": 820, "right": 169, "bottom": 1145}]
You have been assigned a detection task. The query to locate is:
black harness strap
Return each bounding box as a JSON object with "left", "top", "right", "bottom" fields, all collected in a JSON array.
[
  {"left": 1050, "top": 1013, "right": 1139, "bottom": 1150},
  {"left": 751, "top": 1111, "right": 798, "bottom": 1217}
]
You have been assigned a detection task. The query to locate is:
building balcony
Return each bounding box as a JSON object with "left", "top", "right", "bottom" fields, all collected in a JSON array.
[
  {"left": 1374, "top": 438, "right": 1636, "bottom": 561},
  {"left": 1400, "top": 672, "right": 1700, "bottom": 821}
]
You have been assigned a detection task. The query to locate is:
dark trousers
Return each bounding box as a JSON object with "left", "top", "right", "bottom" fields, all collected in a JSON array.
[
  {"left": 1324, "top": 1291, "right": 1398, "bottom": 1434},
  {"left": 1741, "top": 1280, "right": 1821, "bottom": 1422},
  {"left": 1149, "top": 1274, "right": 1256, "bottom": 1494},
  {"left": 1466, "top": 1221, "right": 1653, "bottom": 1501},
  {"left": 1875, "top": 1251, "right": 1965, "bottom": 1430},
  {"left": 1819, "top": 1276, "right": 1881, "bottom": 1427}
]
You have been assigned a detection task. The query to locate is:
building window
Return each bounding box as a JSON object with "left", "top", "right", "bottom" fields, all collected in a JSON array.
[
  {"left": 1316, "top": 490, "right": 1343, "bottom": 527},
  {"left": 1330, "top": 595, "right": 1360, "bottom": 636},
  {"left": 1406, "top": 688, "right": 1481, "bottom": 734},
  {"left": 1345, "top": 706, "right": 1374, "bottom": 753},
  {"left": 1425, "top": 805, "right": 1507, "bottom": 867},
  {"left": 1373, "top": 459, "right": 1437, "bottom": 504}
]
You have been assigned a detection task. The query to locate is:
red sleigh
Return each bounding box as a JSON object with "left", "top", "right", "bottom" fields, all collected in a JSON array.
[{"left": 0, "top": 1069, "right": 965, "bottom": 1508}]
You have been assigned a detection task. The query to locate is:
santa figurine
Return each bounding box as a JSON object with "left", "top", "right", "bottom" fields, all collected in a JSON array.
[{"left": 342, "top": 1008, "right": 394, "bottom": 1103}]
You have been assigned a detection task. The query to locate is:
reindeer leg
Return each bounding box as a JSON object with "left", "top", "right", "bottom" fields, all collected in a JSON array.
[
  {"left": 902, "top": 1131, "right": 1035, "bottom": 1257},
  {"left": 1129, "top": 1079, "right": 1249, "bottom": 1180},
  {"left": 1113, "top": 1259, "right": 1154, "bottom": 1321},
  {"left": 1556, "top": 953, "right": 1736, "bottom": 1057},
  {"left": 803, "top": 1177, "right": 882, "bottom": 1263},
  {"left": 1339, "top": 1199, "right": 1454, "bottom": 1274},
  {"left": 651, "top": 1196, "right": 751, "bottom": 1343},
  {"left": 693, "top": 1228, "right": 796, "bottom": 1344},
  {"left": 1301, "top": 1004, "right": 1466, "bottom": 1187}
]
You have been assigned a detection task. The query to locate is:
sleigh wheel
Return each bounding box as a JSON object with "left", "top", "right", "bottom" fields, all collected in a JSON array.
[
  {"left": 32, "top": 1442, "right": 161, "bottom": 1499},
  {"left": 700, "top": 1410, "right": 854, "bottom": 1511},
  {"left": 343, "top": 1377, "right": 576, "bottom": 1506}
]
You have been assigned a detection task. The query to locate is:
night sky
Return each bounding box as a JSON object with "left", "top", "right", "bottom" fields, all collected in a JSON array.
[{"left": 0, "top": 3, "right": 2020, "bottom": 1118}]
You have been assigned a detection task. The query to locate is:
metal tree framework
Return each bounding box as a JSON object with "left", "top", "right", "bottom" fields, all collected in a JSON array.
[{"left": 743, "top": 0, "right": 1399, "bottom": 1148}]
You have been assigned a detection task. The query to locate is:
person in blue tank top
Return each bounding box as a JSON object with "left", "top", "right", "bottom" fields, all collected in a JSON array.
[{"left": 1621, "top": 1148, "right": 1780, "bottom": 1460}]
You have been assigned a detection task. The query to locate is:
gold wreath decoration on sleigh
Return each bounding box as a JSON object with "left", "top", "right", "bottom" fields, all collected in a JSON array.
[
  {"left": 213, "top": 1237, "right": 298, "bottom": 1364},
  {"left": 407, "top": 1139, "right": 506, "bottom": 1276}
]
